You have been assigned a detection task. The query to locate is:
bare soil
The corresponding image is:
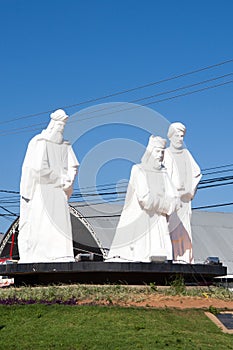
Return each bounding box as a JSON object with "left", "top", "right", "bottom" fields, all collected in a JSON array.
[{"left": 77, "top": 295, "right": 233, "bottom": 310}]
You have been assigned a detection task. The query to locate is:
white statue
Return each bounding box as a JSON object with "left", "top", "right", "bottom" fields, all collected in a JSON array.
[
  {"left": 107, "top": 136, "right": 180, "bottom": 262},
  {"left": 164, "top": 122, "right": 202, "bottom": 263},
  {"left": 18, "top": 109, "right": 79, "bottom": 263}
]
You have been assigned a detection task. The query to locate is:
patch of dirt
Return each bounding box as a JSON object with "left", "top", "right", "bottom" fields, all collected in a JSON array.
[
  {"left": 76, "top": 295, "right": 233, "bottom": 310},
  {"left": 130, "top": 295, "right": 233, "bottom": 309}
]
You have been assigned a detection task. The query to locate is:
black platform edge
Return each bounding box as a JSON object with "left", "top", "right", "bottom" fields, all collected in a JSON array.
[{"left": 0, "top": 261, "right": 227, "bottom": 286}]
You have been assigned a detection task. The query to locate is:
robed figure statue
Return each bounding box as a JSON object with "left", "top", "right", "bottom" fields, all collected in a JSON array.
[
  {"left": 107, "top": 136, "right": 180, "bottom": 262},
  {"left": 164, "top": 122, "right": 202, "bottom": 263},
  {"left": 18, "top": 109, "right": 79, "bottom": 263}
]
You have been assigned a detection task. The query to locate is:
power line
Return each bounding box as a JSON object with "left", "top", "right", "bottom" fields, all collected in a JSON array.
[
  {"left": 1, "top": 76, "right": 233, "bottom": 138},
  {"left": 0, "top": 214, "right": 18, "bottom": 217},
  {"left": 46, "top": 201, "right": 233, "bottom": 218},
  {"left": 2, "top": 200, "right": 233, "bottom": 219},
  {"left": 199, "top": 175, "right": 233, "bottom": 184},
  {"left": 63, "top": 201, "right": 233, "bottom": 218},
  {"left": 52, "top": 79, "right": 233, "bottom": 127},
  {"left": 1, "top": 193, "right": 233, "bottom": 222},
  {"left": 1, "top": 58, "right": 233, "bottom": 126},
  {"left": 71, "top": 181, "right": 233, "bottom": 201},
  {"left": 0, "top": 121, "right": 45, "bottom": 136},
  {"left": 0, "top": 126, "right": 44, "bottom": 137},
  {"left": 193, "top": 202, "right": 233, "bottom": 210},
  {"left": 201, "top": 168, "right": 233, "bottom": 176},
  {"left": 131, "top": 72, "right": 233, "bottom": 104},
  {"left": 64, "top": 74, "right": 233, "bottom": 123},
  {"left": 0, "top": 164, "right": 232, "bottom": 220},
  {"left": 0, "top": 190, "right": 19, "bottom": 194},
  {"left": 127, "top": 80, "right": 233, "bottom": 113},
  {"left": 0, "top": 168, "right": 233, "bottom": 200},
  {"left": 0, "top": 206, "right": 18, "bottom": 217},
  {"left": 0, "top": 216, "right": 15, "bottom": 223},
  {"left": 71, "top": 165, "right": 233, "bottom": 193},
  {"left": 198, "top": 181, "right": 233, "bottom": 190},
  {"left": 202, "top": 163, "right": 233, "bottom": 171}
]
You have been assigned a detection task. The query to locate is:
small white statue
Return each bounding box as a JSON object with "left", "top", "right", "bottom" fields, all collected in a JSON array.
[
  {"left": 164, "top": 122, "right": 202, "bottom": 263},
  {"left": 18, "top": 109, "right": 79, "bottom": 263},
  {"left": 107, "top": 135, "right": 180, "bottom": 262}
]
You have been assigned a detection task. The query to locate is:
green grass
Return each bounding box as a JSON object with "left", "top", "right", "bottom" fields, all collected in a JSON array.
[{"left": 0, "top": 304, "right": 232, "bottom": 350}]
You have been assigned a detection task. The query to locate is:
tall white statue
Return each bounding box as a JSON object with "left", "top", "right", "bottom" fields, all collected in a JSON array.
[
  {"left": 18, "top": 109, "right": 79, "bottom": 263},
  {"left": 163, "top": 122, "right": 202, "bottom": 263},
  {"left": 107, "top": 136, "right": 180, "bottom": 262}
]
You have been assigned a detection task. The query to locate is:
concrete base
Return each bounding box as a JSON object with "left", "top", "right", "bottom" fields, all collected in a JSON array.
[{"left": 0, "top": 261, "right": 227, "bottom": 286}]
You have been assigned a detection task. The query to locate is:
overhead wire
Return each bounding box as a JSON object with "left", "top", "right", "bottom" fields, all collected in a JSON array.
[
  {"left": 0, "top": 166, "right": 233, "bottom": 205},
  {"left": 200, "top": 175, "right": 233, "bottom": 184},
  {"left": 0, "top": 121, "right": 46, "bottom": 134},
  {"left": 0, "top": 164, "right": 232, "bottom": 199},
  {"left": 198, "top": 181, "right": 233, "bottom": 190},
  {"left": 202, "top": 163, "right": 233, "bottom": 172},
  {"left": 2, "top": 71, "right": 233, "bottom": 138},
  {"left": 1, "top": 58, "right": 233, "bottom": 127},
  {"left": 126, "top": 72, "right": 233, "bottom": 103},
  {"left": 73, "top": 79, "right": 233, "bottom": 125},
  {"left": 0, "top": 179, "right": 232, "bottom": 222},
  {"left": 57, "top": 201, "right": 233, "bottom": 219},
  {"left": 70, "top": 163, "right": 233, "bottom": 194},
  {"left": 193, "top": 202, "right": 233, "bottom": 210},
  {"left": 201, "top": 168, "right": 233, "bottom": 176},
  {"left": 0, "top": 57, "right": 233, "bottom": 219},
  {"left": 70, "top": 173, "right": 233, "bottom": 198},
  {"left": 1, "top": 79, "right": 233, "bottom": 137}
]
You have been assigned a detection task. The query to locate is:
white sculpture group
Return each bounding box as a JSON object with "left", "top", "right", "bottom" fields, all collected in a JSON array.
[
  {"left": 18, "top": 109, "right": 201, "bottom": 264},
  {"left": 108, "top": 122, "right": 202, "bottom": 264}
]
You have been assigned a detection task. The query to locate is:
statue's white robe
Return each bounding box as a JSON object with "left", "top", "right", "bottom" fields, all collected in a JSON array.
[
  {"left": 107, "top": 164, "right": 179, "bottom": 262},
  {"left": 18, "top": 133, "right": 79, "bottom": 263},
  {"left": 164, "top": 148, "right": 202, "bottom": 263}
]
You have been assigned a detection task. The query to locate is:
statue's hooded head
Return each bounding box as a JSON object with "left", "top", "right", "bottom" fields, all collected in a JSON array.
[
  {"left": 50, "top": 109, "right": 69, "bottom": 123},
  {"left": 141, "top": 135, "right": 166, "bottom": 168},
  {"left": 43, "top": 109, "right": 69, "bottom": 143}
]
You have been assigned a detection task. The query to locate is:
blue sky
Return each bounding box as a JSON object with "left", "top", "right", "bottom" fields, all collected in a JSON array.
[{"left": 0, "top": 0, "right": 233, "bottom": 232}]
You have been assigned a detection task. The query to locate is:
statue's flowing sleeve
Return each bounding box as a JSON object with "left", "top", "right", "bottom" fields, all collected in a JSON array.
[
  {"left": 20, "top": 137, "right": 61, "bottom": 200},
  {"left": 132, "top": 165, "right": 154, "bottom": 211},
  {"left": 67, "top": 145, "right": 79, "bottom": 184},
  {"left": 186, "top": 150, "right": 202, "bottom": 197}
]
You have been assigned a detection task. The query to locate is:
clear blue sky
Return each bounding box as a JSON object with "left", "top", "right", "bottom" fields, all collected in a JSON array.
[{"left": 0, "top": 0, "right": 233, "bottom": 232}]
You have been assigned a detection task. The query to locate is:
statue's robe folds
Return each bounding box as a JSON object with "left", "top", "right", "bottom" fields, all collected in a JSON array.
[
  {"left": 164, "top": 148, "right": 202, "bottom": 263},
  {"left": 107, "top": 164, "right": 179, "bottom": 262},
  {"left": 18, "top": 133, "right": 79, "bottom": 263}
]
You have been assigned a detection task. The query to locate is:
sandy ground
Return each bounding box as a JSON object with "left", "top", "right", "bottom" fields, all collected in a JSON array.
[{"left": 77, "top": 295, "right": 233, "bottom": 310}]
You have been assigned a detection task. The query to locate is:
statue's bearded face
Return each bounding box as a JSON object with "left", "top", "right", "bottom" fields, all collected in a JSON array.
[
  {"left": 151, "top": 147, "right": 164, "bottom": 167},
  {"left": 170, "top": 130, "right": 184, "bottom": 149},
  {"left": 48, "top": 121, "right": 65, "bottom": 143},
  {"left": 53, "top": 121, "right": 65, "bottom": 133}
]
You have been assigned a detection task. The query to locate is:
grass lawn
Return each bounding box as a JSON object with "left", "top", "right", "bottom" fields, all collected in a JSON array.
[{"left": 0, "top": 304, "right": 233, "bottom": 350}]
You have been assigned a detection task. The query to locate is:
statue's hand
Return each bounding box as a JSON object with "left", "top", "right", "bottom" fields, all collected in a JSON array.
[
  {"left": 63, "top": 181, "right": 72, "bottom": 190},
  {"left": 63, "top": 185, "right": 73, "bottom": 199},
  {"left": 61, "top": 174, "right": 71, "bottom": 188},
  {"left": 180, "top": 192, "right": 193, "bottom": 202}
]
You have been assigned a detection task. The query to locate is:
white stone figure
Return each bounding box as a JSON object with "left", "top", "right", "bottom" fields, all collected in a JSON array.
[
  {"left": 163, "top": 122, "right": 202, "bottom": 264},
  {"left": 107, "top": 136, "right": 180, "bottom": 262},
  {"left": 18, "top": 109, "right": 79, "bottom": 263}
]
